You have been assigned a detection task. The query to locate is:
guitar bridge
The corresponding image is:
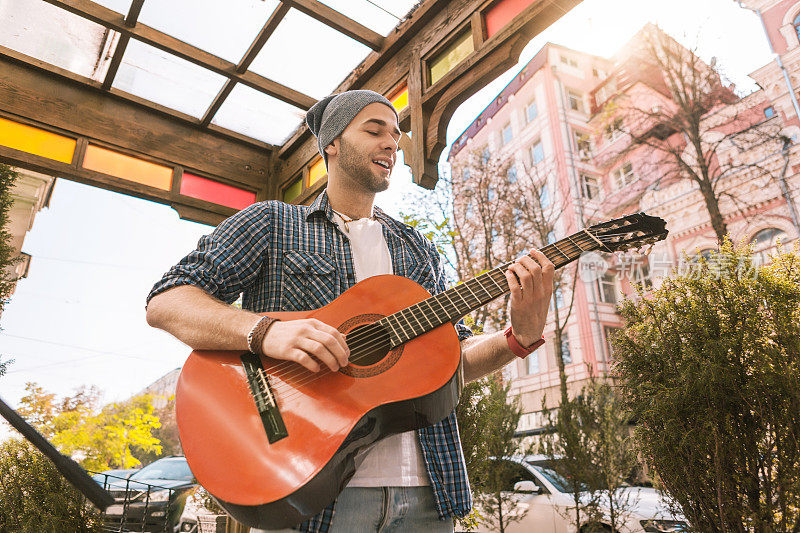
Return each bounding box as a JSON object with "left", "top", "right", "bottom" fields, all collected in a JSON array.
[{"left": 241, "top": 353, "right": 288, "bottom": 444}]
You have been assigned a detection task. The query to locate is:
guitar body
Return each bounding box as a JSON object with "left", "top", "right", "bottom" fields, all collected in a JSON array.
[{"left": 175, "top": 274, "right": 462, "bottom": 529}]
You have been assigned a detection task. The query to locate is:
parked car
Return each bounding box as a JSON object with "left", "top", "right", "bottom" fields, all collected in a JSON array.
[
  {"left": 92, "top": 468, "right": 139, "bottom": 488},
  {"left": 472, "top": 456, "right": 689, "bottom": 533},
  {"left": 102, "top": 456, "right": 198, "bottom": 533}
]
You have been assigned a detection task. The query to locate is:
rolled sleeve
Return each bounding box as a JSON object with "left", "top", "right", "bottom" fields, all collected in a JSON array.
[{"left": 146, "top": 202, "right": 273, "bottom": 306}]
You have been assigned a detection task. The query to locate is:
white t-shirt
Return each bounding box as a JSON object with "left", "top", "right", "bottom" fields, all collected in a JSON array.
[{"left": 331, "top": 210, "right": 430, "bottom": 488}]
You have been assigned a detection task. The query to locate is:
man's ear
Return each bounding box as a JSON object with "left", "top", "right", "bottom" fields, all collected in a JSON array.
[{"left": 324, "top": 139, "right": 338, "bottom": 159}]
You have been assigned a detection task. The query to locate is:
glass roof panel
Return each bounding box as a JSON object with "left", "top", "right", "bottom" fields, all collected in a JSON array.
[
  {"left": 92, "top": 0, "right": 133, "bottom": 15},
  {"left": 211, "top": 84, "right": 305, "bottom": 145},
  {"left": 137, "top": 0, "right": 280, "bottom": 64},
  {"left": 316, "top": 0, "right": 419, "bottom": 36},
  {"left": 249, "top": 9, "right": 372, "bottom": 99},
  {"left": 112, "top": 40, "right": 228, "bottom": 119},
  {"left": 0, "top": 0, "right": 111, "bottom": 78}
]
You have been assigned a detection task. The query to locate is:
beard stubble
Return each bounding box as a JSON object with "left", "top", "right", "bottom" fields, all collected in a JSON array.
[{"left": 338, "top": 136, "right": 390, "bottom": 194}]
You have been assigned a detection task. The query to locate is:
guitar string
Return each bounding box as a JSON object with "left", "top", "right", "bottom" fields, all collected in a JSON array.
[
  {"left": 258, "top": 230, "right": 637, "bottom": 402},
  {"left": 255, "top": 231, "right": 639, "bottom": 406},
  {"left": 257, "top": 227, "right": 654, "bottom": 401},
  {"left": 258, "top": 230, "right": 635, "bottom": 400},
  {"left": 259, "top": 232, "right": 608, "bottom": 401},
  {"left": 258, "top": 232, "right": 597, "bottom": 391}
]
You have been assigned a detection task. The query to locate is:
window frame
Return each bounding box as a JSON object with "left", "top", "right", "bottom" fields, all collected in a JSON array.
[{"left": 566, "top": 89, "right": 584, "bottom": 113}]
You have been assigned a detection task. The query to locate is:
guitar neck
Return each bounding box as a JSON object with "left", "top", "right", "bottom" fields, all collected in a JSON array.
[{"left": 378, "top": 229, "right": 605, "bottom": 347}]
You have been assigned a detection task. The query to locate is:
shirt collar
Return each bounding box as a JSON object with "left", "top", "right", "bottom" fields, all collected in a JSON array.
[
  {"left": 306, "top": 189, "right": 336, "bottom": 223},
  {"left": 308, "top": 188, "right": 389, "bottom": 225}
]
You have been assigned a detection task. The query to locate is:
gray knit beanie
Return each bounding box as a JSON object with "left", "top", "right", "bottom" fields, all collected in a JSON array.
[{"left": 306, "top": 90, "right": 398, "bottom": 161}]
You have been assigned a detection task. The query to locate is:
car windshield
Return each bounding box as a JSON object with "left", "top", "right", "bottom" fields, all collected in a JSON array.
[
  {"left": 130, "top": 459, "right": 194, "bottom": 482},
  {"left": 531, "top": 465, "right": 587, "bottom": 493}
]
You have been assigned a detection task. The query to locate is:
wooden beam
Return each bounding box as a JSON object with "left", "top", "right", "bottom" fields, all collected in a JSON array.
[
  {"left": 201, "top": 3, "right": 291, "bottom": 127},
  {"left": 101, "top": 0, "right": 145, "bottom": 90},
  {"left": 273, "top": 0, "right": 585, "bottom": 191},
  {"left": 238, "top": 3, "right": 291, "bottom": 74},
  {"left": 0, "top": 55, "right": 271, "bottom": 189},
  {"left": 280, "top": 0, "right": 385, "bottom": 51},
  {"left": 0, "top": 44, "right": 277, "bottom": 154},
  {"left": 41, "top": 0, "right": 316, "bottom": 110}
]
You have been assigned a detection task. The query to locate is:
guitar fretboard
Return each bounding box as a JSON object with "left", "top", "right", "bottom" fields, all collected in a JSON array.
[{"left": 378, "top": 229, "right": 604, "bottom": 347}]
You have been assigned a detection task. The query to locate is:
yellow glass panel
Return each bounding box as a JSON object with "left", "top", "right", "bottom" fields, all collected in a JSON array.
[
  {"left": 0, "top": 117, "right": 76, "bottom": 163},
  {"left": 390, "top": 87, "right": 408, "bottom": 112},
  {"left": 307, "top": 157, "right": 327, "bottom": 187},
  {"left": 83, "top": 145, "right": 172, "bottom": 191},
  {"left": 283, "top": 177, "right": 303, "bottom": 203},
  {"left": 429, "top": 31, "right": 474, "bottom": 86}
]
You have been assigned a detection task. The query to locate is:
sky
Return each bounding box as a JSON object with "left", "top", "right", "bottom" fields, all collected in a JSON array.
[{"left": 0, "top": 0, "right": 774, "bottom": 439}]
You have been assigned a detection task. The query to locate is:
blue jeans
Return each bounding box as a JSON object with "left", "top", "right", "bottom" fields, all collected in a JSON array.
[{"left": 254, "top": 486, "right": 454, "bottom": 533}]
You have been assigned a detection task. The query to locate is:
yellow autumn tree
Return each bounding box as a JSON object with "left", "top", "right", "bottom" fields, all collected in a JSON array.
[{"left": 16, "top": 382, "right": 162, "bottom": 471}]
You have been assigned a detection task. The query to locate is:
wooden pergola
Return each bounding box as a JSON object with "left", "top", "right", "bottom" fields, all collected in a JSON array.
[{"left": 0, "top": 0, "right": 580, "bottom": 225}]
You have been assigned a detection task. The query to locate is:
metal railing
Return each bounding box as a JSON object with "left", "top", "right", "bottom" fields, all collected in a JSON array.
[{"left": 89, "top": 471, "right": 183, "bottom": 533}]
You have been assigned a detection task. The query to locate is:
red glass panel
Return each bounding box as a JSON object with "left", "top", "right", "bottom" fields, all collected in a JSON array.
[
  {"left": 485, "top": 0, "right": 536, "bottom": 39},
  {"left": 180, "top": 172, "right": 256, "bottom": 210}
]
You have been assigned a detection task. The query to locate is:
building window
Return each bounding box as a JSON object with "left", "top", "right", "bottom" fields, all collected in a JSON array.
[
  {"left": 502, "top": 123, "right": 513, "bottom": 145},
  {"left": 751, "top": 227, "right": 786, "bottom": 265},
  {"left": 574, "top": 131, "right": 592, "bottom": 158},
  {"left": 526, "top": 100, "right": 539, "bottom": 122},
  {"left": 581, "top": 174, "right": 600, "bottom": 200},
  {"left": 531, "top": 141, "right": 544, "bottom": 164},
  {"left": 559, "top": 332, "right": 572, "bottom": 364},
  {"left": 462, "top": 168, "right": 471, "bottom": 180},
  {"left": 553, "top": 287, "right": 564, "bottom": 308},
  {"left": 604, "top": 326, "right": 622, "bottom": 360},
  {"left": 795, "top": 13, "right": 800, "bottom": 43},
  {"left": 635, "top": 261, "right": 653, "bottom": 289},
  {"left": 546, "top": 230, "right": 556, "bottom": 244},
  {"left": 593, "top": 66, "right": 606, "bottom": 78},
  {"left": 539, "top": 183, "right": 551, "bottom": 208},
  {"left": 604, "top": 117, "right": 624, "bottom": 142},
  {"left": 481, "top": 146, "right": 490, "bottom": 164},
  {"left": 567, "top": 89, "right": 584, "bottom": 113},
  {"left": 764, "top": 106, "right": 775, "bottom": 118},
  {"left": 507, "top": 164, "right": 517, "bottom": 183},
  {"left": 560, "top": 55, "right": 578, "bottom": 68},
  {"left": 596, "top": 272, "right": 617, "bottom": 304},
  {"left": 525, "top": 349, "right": 540, "bottom": 374},
  {"left": 512, "top": 207, "right": 523, "bottom": 228},
  {"left": 487, "top": 185, "right": 496, "bottom": 202},
  {"left": 612, "top": 162, "right": 635, "bottom": 189}
]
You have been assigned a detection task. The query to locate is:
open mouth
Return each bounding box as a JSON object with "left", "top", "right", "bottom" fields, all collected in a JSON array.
[{"left": 372, "top": 159, "right": 391, "bottom": 171}]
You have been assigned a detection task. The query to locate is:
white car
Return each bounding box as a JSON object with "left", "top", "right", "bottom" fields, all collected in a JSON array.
[{"left": 471, "top": 457, "right": 689, "bottom": 533}]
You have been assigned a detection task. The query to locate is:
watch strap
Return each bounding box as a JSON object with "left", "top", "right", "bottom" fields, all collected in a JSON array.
[{"left": 504, "top": 326, "right": 545, "bottom": 359}]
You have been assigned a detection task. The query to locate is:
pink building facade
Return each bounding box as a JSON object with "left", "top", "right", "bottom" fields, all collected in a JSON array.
[{"left": 448, "top": 20, "right": 800, "bottom": 436}]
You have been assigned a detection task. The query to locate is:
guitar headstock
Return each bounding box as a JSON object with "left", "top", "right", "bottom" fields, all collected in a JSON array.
[{"left": 588, "top": 213, "right": 668, "bottom": 253}]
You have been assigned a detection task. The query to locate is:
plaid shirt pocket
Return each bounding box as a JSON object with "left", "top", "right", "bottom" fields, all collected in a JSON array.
[{"left": 281, "top": 250, "right": 338, "bottom": 311}]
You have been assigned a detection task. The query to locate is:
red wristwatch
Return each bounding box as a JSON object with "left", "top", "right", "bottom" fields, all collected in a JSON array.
[{"left": 504, "top": 326, "right": 545, "bottom": 359}]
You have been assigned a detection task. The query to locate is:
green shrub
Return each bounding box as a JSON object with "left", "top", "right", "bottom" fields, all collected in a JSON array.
[
  {"left": 0, "top": 439, "right": 102, "bottom": 532},
  {"left": 614, "top": 241, "right": 800, "bottom": 531}
]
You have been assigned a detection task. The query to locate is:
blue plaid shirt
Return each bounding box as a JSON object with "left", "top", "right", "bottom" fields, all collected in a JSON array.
[{"left": 147, "top": 190, "right": 473, "bottom": 532}]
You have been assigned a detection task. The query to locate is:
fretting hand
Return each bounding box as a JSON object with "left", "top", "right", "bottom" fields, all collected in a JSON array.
[{"left": 504, "top": 250, "right": 555, "bottom": 347}]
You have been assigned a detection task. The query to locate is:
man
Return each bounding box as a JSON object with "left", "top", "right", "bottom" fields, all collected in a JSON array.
[{"left": 146, "top": 90, "right": 554, "bottom": 532}]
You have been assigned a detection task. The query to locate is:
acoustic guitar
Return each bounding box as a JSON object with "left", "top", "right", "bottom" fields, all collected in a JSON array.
[{"left": 175, "top": 212, "right": 667, "bottom": 528}]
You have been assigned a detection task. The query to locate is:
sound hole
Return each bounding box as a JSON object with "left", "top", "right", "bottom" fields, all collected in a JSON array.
[{"left": 346, "top": 323, "right": 391, "bottom": 367}]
